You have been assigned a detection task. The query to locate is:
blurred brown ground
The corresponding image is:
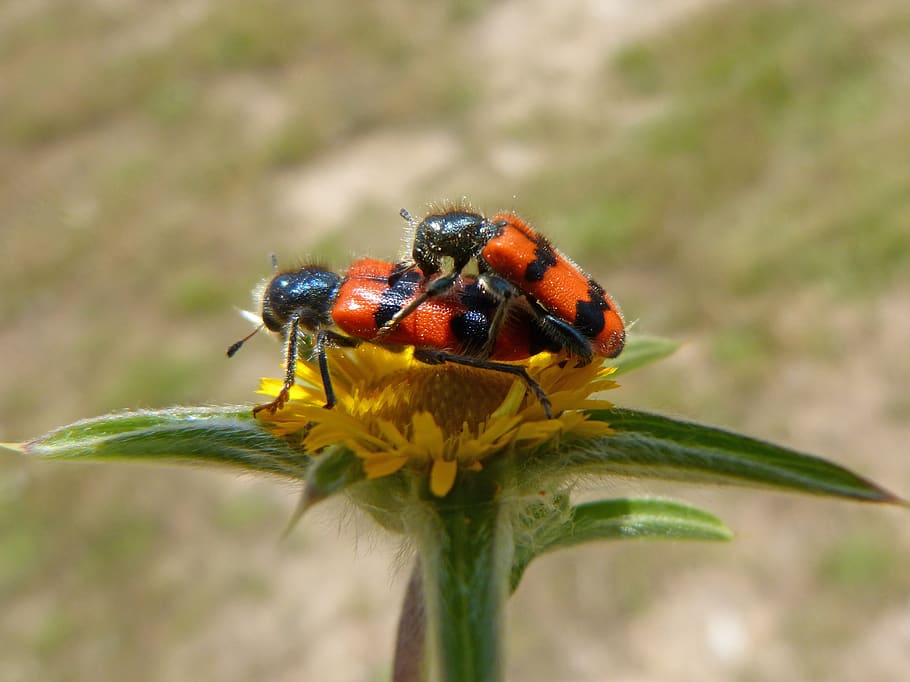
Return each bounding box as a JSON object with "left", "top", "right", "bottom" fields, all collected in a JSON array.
[{"left": 1, "top": 1, "right": 909, "bottom": 680}]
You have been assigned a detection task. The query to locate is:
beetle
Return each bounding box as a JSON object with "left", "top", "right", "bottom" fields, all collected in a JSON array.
[
  {"left": 380, "top": 208, "right": 625, "bottom": 363},
  {"left": 228, "top": 258, "right": 563, "bottom": 417}
]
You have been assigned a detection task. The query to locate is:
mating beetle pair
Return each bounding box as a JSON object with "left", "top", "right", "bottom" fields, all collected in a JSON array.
[{"left": 228, "top": 207, "right": 625, "bottom": 418}]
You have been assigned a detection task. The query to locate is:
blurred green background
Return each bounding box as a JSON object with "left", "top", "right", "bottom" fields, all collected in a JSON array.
[{"left": 2, "top": 1, "right": 909, "bottom": 680}]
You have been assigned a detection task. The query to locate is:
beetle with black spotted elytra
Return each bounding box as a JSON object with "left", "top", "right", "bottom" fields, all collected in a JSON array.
[{"left": 379, "top": 207, "right": 625, "bottom": 364}]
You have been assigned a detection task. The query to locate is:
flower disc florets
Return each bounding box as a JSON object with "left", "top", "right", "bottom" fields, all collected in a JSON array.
[{"left": 257, "top": 345, "right": 617, "bottom": 496}]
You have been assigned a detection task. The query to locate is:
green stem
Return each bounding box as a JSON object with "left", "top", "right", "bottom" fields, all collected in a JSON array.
[{"left": 408, "top": 474, "right": 512, "bottom": 682}]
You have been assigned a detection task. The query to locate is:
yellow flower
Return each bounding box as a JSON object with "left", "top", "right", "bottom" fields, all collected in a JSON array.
[{"left": 256, "top": 345, "right": 617, "bottom": 496}]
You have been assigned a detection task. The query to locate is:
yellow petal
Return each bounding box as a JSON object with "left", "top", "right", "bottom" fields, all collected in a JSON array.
[
  {"left": 411, "top": 412, "right": 445, "bottom": 460},
  {"left": 490, "top": 380, "right": 527, "bottom": 418},
  {"left": 430, "top": 458, "right": 458, "bottom": 497},
  {"left": 257, "top": 378, "right": 284, "bottom": 396},
  {"left": 363, "top": 454, "right": 410, "bottom": 479},
  {"left": 478, "top": 414, "right": 522, "bottom": 444}
]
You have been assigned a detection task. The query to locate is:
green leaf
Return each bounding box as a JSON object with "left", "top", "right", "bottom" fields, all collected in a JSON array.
[
  {"left": 11, "top": 407, "right": 309, "bottom": 479},
  {"left": 571, "top": 408, "right": 903, "bottom": 503},
  {"left": 305, "top": 446, "right": 364, "bottom": 498},
  {"left": 511, "top": 498, "right": 731, "bottom": 590},
  {"left": 280, "top": 447, "right": 365, "bottom": 537},
  {"left": 611, "top": 334, "right": 679, "bottom": 376},
  {"left": 559, "top": 498, "right": 733, "bottom": 544}
]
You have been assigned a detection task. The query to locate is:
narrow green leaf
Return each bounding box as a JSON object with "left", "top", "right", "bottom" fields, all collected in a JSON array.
[
  {"left": 611, "top": 334, "right": 679, "bottom": 376},
  {"left": 304, "top": 446, "right": 364, "bottom": 504},
  {"left": 511, "top": 498, "right": 731, "bottom": 590},
  {"left": 560, "top": 498, "right": 733, "bottom": 544},
  {"left": 14, "top": 407, "right": 309, "bottom": 479},
  {"left": 572, "top": 408, "right": 903, "bottom": 503},
  {"left": 281, "top": 448, "right": 365, "bottom": 537}
]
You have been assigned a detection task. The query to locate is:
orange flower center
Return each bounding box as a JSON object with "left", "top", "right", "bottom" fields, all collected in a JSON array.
[{"left": 349, "top": 364, "right": 517, "bottom": 437}]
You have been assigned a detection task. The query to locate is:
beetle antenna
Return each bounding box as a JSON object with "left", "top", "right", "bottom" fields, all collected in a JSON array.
[
  {"left": 227, "top": 324, "right": 264, "bottom": 358},
  {"left": 399, "top": 207, "right": 417, "bottom": 228}
]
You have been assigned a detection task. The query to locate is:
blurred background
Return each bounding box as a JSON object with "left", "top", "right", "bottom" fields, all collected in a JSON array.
[{"left": 2, "top": 0, "right": 909, "bottom": 680}]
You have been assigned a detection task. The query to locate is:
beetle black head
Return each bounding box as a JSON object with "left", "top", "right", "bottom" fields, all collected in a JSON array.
[
  {"left": 261, "top": 267, "right": 342, "bottom": 333},
  {"left": 411, "top": 210, "right": 489, "bottom": 276}
]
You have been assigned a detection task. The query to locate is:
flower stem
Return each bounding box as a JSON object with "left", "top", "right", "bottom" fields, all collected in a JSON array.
[{"left": 409, "top": 474, "right": 512, "bottom": 682}]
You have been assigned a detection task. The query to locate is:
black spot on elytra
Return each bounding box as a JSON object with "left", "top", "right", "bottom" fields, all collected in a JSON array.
[
  {"left": 373, "top": 270, "right": 422, "bottom": 329},
  {"left": 450, "top": 281, "right": 497, "bottom": 355},
  {"left": 523, "top": 235, "right": 557, "bottom": 282},
  {"left": 573, "top": 279, "right": 609, "bottom": 339},
  {"left": 450, "top": 310, "right": 490, "bottom": 356}
]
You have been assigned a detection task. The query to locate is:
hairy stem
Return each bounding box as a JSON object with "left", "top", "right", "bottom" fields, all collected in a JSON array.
[{"left": 407, "top": 474, "right": 512, "bottom": 682}]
